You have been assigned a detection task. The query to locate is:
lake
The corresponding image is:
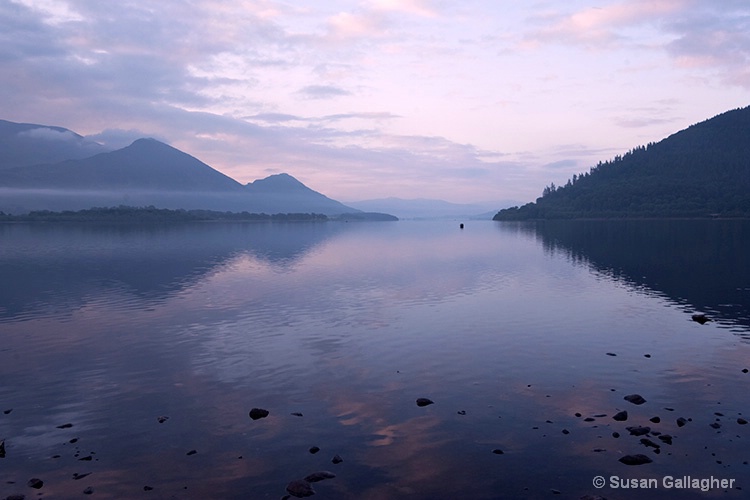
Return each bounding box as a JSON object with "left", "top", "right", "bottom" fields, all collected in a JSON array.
[{"left": 1, "top": 219, "right": 749, "bottom": 499}]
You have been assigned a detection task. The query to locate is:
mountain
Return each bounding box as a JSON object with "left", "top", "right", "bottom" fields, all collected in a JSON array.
[
  {"left": 494, "top": 106, "right": 750, "bottom": 220},
  {"left": 242, "top": 173, "right": 356, "bottom": 215},
  {"left": 345, "top": 197, "right": 515, "bottom": 219},
  {"left": 0, "top": 120, "right": 373, "bottom": 216},
  {"left": 0, "top": 119, "right": 108, "bottom": 169},
  {"left": 0, "top": 138, "right": 244, "bottom": 191}
]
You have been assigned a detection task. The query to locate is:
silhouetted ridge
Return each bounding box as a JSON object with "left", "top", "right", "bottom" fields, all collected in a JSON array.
[
  {"left": 0, "top": 119, "right": 107, "bottom": 169},
  {"left": 246, "top": 173, "right": 313, "bottom": 193},
  {"left": 0, "top": 138, "right": 244, "bottom": 191},
  {"left": 494, "top": 105, "right": 750, "bottom": 220}
]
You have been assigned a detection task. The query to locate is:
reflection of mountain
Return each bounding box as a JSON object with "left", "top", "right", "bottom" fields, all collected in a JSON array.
[
  {"left": 0, "top": 222, "right": 346, "bottom": 320},
  {"left": 499, "top": 219, "right": 750, "bottom": 334}
]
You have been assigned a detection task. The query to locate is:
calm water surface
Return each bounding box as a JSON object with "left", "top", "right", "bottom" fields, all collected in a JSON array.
[{"left": 1, "top": 220, "right": 749, "bottom": 499}]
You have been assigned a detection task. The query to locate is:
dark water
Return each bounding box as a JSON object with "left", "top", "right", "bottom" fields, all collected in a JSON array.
[{"left": 1, "top": 220, "right": 749, "bottom": 499}]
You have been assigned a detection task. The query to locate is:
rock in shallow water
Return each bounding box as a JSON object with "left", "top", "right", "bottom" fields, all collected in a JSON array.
[
  {"left": 27, "top": 478, "right": 44, "bottom": 489},
  {"left": 286, "top": 479, "right": 315, "bottom": 497},
  {"left": 624, "top": 394, "right": 646, "bottom": 405},
  {"left": 612, "top": 411, "right": 628, "bottom": 421},
  {"left": 304, "top": 471, "right": 336, "bottom": 483},
  {"left": 619, "top": 454, "right": 653, "bottom": 465},
  {"left": 416, "top": 398, "right": 434, "bottom": 407},
  {"left": 626, "top": 426, "right": 651, "bottom": 436},
  {"left": 249, "top": 408, "right": 269, "bottom": 420}
]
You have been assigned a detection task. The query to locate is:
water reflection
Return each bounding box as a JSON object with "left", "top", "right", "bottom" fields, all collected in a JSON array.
[
  {"left": 1, "top": 221, "right": 748, "bottom": 498},
  {"left": 0, "top": 222, "right": 346, "bottom": 321},
  {"left": 497, "top": 219, "right": 750, "bottom": 337}
]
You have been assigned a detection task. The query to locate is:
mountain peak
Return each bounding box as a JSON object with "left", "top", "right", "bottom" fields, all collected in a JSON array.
[{"left": 246, "top": 173, "right": 311, "bottom": 192}]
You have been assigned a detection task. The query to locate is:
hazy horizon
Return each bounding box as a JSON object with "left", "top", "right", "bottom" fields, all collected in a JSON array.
[{"left": 2, "top": 1, "right": 748, "bottom": 204}]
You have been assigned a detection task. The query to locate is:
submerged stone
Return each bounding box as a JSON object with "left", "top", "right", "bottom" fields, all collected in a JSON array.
[
  {"left": 626, "top": 426, "right": 651, "bottom": 436},
  {"left": 618, "top": 454, "right": 653, "bottom": 465},
  {"left": 27, "top": 478, "right": 44, "bottom": 489},
  {"left": 304, "top": 471, "right": 336, "bottom": 483},
  {"left": 658, "top": 435, "right": 673, "bottom": 445},
  {"left": 416, "top": 398, "right": 434, "bottom": 407},
  {"left": 624, "top": 394, "right": 646, "bottom": 405},
  {"left": 676, "top": 417, "right": 688, "bottom": 427},
  {"left": 640, "top": 438, "right": 660, "bottom": 449},
  {"left": 331, "top": 454, "right": 343, "bottom": 464},
  {"left": 286, "top": 479, "right": 315, "bottom": 498},
  {"left": 612, "top": 411, "right": 628, "bottom": 421}
]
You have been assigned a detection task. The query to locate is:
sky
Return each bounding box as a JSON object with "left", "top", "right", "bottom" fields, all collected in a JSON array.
[{"left": 1, "top": 0, "right": 749, "bottom": 205}]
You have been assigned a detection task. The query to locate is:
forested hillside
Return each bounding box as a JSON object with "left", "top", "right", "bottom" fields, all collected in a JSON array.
[{"left": 494, "top": 106, "right": 750, "bottom": 219}]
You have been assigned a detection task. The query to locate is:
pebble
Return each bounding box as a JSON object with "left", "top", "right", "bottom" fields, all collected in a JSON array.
[
  {"left": 658, "top": 435, "right": 673, "bottom": 445},
  {"left": 640, "top": 438, "right": 660, "bottom": 449},
  {"left": 286, "top": 479, "right": 315, "bottom": 498},
  {"left": 83, "top": 486, "right": 94, "bottom": 495},
  {"left": 626, "top": 426, "right": 651, "bottom": 436},
  {"left": 157, "top": 416, "right": 169, "bottom": 423},
  {"left": 624, "top": 394, "right": 646, "bottom": 405},
  {"left": 249, "top": 408, "right": 269, "bottom": 420},
  {"left": 186, "top": 450, "right": 197, "bottom": 456},
  {"left": 649, "top": 416, "right": 661, "bottom": 423},
  {"left": 27, "top": 478, "right": 44, "bottom": 489},
  {"left": 416, "top": 398, "right": 434, "bottom": 407},
  {"left": 331, "top": 454, "right": 343, "bottom": 464},
  {"left": 618, "top": 454, "right": 653, "bottom": 465},
  {"left": 291, "top": 412, "right": 303, "bottom": 417},
  {"left": 612, "top": 411, "right": 628, "bottom": 421},
  {"left": 738, "top": 418, "right": 748, "bottom": 425},
  {"left": 56, "top": 423, "right": 73, "bottom": 429},
  {"left": 676, "top": 417, "right": 688, "bottom": 427},
  {"left": 309, "top": 446, "right": 320, "bottom": 454},
  {"left": 492, "top": 449, "right": 504, "bottom": 455},
  {"left": 304, "top": 471, "right": 336, "bottom": 483}
]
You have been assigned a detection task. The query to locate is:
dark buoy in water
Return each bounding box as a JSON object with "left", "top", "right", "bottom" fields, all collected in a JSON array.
[
  {"left": 692, "top": 313, "right": 710, "bottom": 324},
  {"left": 460, "top": 223, "right": 464, "bottom": 229}
]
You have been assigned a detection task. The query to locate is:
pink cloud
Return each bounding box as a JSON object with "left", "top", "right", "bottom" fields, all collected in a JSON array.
[{"left": 526, "top": 0, "right": 687, "bottom": 47}]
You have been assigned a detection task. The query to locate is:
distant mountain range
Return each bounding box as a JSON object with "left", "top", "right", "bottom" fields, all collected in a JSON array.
[
  {"left": 494, "top": 106, "right": 750, "bottom": 220},
  {"left": 345, "top": 197, "right": 517, "bottom": 220},
  {"left": 0, "top": 119, "right": 385, "bottom": 217}
]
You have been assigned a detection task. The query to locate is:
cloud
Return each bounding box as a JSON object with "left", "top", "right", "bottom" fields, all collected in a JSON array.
[
  {"left": 664, "top": 2, "right": 750, "bottom": 83},
  {"left": 297, "top": 84, "right": 352, "bottom": 99},
  {"left": 85, "top": 128, "right": 160, "bottom": 149},
  {"left": 18, "top": 127, "right": 81, "bottom": 142},
  {"left": 524, "top": 0, "right": 686, "bottom": 48},
  {"left": 523, "top": 0, "right": 750, "bottom": 89},
  {"left": 245, "top": 112, "right": 302, "bottom": 123}
]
